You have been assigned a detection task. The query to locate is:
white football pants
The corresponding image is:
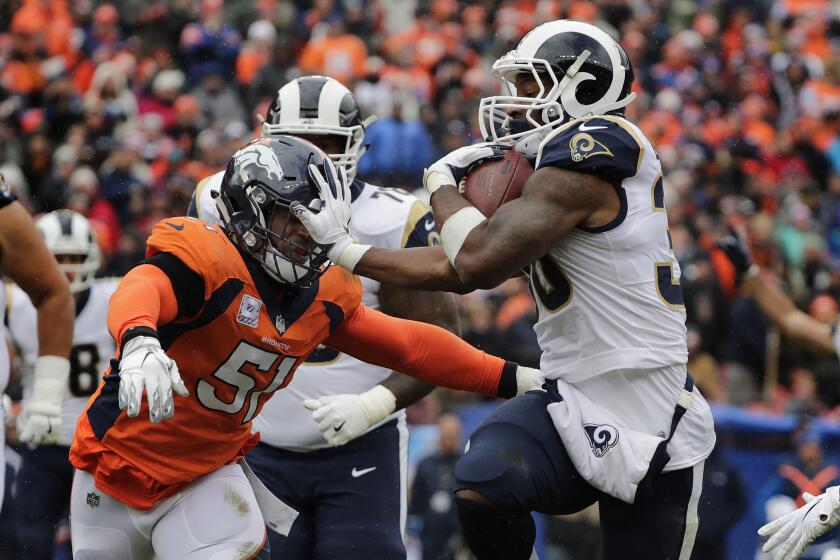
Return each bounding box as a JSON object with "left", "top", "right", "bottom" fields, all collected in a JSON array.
[{"left": 70, "top": 463, "right": 266, "bottom": 560}]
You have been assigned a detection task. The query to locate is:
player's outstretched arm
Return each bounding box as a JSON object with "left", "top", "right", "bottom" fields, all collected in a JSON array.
[
  {"left": 322, "top": 304, "right": 542, "bottom": 397},
  {"left": 107, "top": 264, "right": 189, "bottom": 424},
  {"left": 0, "top": 200, "right": 74, "bottom": 445},
  {"left": 303, "top": 285, "right": 461, "bottom": 446},
  {"left": 294, "top": 160, "right": 610, "bottom": 292},
  {"left": 759, "top": 486, "right": 840, "bottom": 560},
  {"left": 717, "top": 227, "right": 835, "bottom": 355}
]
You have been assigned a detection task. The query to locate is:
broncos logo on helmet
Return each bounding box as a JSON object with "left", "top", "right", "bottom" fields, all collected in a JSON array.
[{"left": 232, "top": 140, "right": 286, "bottom": 183}]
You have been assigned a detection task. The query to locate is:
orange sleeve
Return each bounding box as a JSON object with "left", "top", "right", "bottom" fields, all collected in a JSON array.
[
  {"left": 107, "top": 264, "right": 179, "bottom": 344},
  {"left": 326, "top": 305, "right": 516, "bottom": 397},
  {"left": 318, "top": 266, "right": 363, "bottom": 317}
]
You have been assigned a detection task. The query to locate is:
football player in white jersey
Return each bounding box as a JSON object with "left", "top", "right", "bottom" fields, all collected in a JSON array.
[
  {"left": 5, "top": 210, "right": 117, "bottom": 559},
  {"left": 0, "top": 178, "right": 74, "bottom": 513},
  {"left": 188, "top": 76, "right": 459, "bottom": 559},
  {"left": 293, "top": 20, "right": 717, "bottom": 560},
  {"left": 716, "top": 227, "right": 840, "bottom": 560}
]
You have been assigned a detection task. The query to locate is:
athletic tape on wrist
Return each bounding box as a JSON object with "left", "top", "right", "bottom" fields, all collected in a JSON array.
[
  {"left": 360, "top": 384, "right": 397, "bottom": 424},
  {"left": 335, "top": 243, "right": 372, "bottom": 272},
  {"left": 424, "top": 169, "right": 456, "bottom": 197},
  {"left": 441, "top": 207, "right": 486, "bottom": 265}
]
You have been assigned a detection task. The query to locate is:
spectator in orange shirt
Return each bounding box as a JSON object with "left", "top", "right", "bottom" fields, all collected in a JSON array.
[
  {"left": 2, "top": 8, "right": 47, "bottom": 98},
  {"left": 236, "top": 20, "right": 276, "bottom": 87},
  {"left": 299, "top": 19, "right": 367, "bottom": 86}
]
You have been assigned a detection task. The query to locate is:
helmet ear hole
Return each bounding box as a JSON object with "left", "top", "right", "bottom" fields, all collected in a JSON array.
[{"left": 243, "top": 231, "right": 258, "bottom": 248}]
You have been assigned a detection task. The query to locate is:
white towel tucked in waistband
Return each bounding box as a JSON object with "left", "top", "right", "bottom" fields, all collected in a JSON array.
[{"left": 546, "top": 377, "right": 667, "bottom": 504}]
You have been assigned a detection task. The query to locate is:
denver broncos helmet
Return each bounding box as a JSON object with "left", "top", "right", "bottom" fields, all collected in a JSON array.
[
  {"left": 215, "top": 136, "right": 332, "bottom": 287},
  {"left": 479, "top": 20, "right": 636, "bottom": 155}
]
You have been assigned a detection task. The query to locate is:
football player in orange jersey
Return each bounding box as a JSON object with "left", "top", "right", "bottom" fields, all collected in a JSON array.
[{"left": 68, "top": 136, "right": 542, "bottom": 560}]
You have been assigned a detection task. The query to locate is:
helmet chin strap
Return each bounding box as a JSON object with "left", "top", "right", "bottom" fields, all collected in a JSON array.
[{"left": 513, "top": 129, "right": 550, "bottom": 158}]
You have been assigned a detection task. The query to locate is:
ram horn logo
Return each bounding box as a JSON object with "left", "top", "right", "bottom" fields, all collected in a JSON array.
[
  {"left": 569, "top": 132, "right": 613, "bottom": 162},
  {"left": 583, "top": 423, "right": 619, "bottom": 458},
  {"left": 234, "top": 143, "right": 285, "bottom": 183}
]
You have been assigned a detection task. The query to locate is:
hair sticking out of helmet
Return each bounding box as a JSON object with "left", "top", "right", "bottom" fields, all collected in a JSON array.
[
  {"left": 479, "top": 20, "right": 636, "bottom": 157},
  {"left": 215, "top": 136, "right": 333, "bottom": 287},
  {"left": 260, "top": 75, "right": 375, "bottom": 182},
  {"left": 36, "top": 210, "right": 101, "bottom": 293}
]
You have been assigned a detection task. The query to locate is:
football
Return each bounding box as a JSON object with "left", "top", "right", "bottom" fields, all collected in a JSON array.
[{"left": 462, "top": 149, "right": 534, "bottom": 217}]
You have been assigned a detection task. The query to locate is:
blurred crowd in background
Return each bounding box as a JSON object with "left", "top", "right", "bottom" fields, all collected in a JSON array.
[{"left": 5, "top": 0, "right": 840, "bottom": 557}]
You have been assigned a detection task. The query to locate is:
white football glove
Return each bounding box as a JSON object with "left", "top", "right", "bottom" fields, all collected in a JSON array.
[
  {"left": 18, "top": 355, "right": 69, "bottom": 445},
  {"left": 291, "top": 162, "right": 371, "bottom": 271},
  {"left": 759, "top": 486, "right": 840, "bottom": 560},
  {"left": 423, "top": 142, "right": 507, "bottom": 197},
  {"left": 302, "top": 385, "right": 396, "bottom": 447},
  {"left": 516, "top": 366, "right": 545, "bottom": 395},
  {"left": 118, "top": 335, "right": 188, "bottom": 424}
]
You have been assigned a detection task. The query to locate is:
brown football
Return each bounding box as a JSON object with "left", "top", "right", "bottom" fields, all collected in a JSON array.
[{"left": 462, "top": 149, "right": 534, "bottom": 217}]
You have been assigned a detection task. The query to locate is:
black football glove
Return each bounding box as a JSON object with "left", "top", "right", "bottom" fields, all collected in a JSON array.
[{"left": 716, "top": 226, "right": 758, "bottom": 282}]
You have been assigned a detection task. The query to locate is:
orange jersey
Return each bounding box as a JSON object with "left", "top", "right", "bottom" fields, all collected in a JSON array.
[{"left": 70, "top": 217, "right": 361, "bottom": 509}]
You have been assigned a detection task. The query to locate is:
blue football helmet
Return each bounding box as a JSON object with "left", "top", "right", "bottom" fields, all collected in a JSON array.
[{"left": 215, "top": 136, "right": 331, "bottom": 287}]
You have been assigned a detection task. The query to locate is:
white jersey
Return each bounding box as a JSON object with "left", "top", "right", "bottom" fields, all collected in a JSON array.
[
  {"left": 6, "top": 278, "right": 118, "bottom": 446},
  {"left": 533, "top": 115, "right": 714, "bottom": 470},
  {"left": 190, "top": 172, "right": 438, "bottom": 451}
]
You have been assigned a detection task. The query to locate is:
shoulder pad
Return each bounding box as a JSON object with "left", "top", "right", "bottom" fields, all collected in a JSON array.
[
  {"left": 400, "top": 200, "right": 437, "bottom": 249},
  {"left": 316, "top": 266, "right": 362, "bottom": 328},
  {"left": 536, "top": 116, "right": 644, "bottom": 186},
  {"left": 145, "top": 218, "right": 232, "bottom": 282},
  {"left": 187, "top": 172, "right": 223, "bottom": 225},
  {"left": 351, "top": 184, "right": 430, "bottom": 242},
  {"left": 94, "top": 277, "right": 122, "bottom": 295}
]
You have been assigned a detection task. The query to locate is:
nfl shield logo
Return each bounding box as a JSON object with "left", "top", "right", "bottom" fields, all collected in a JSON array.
[
  {"left": 86, "top": 492, "right": 100, "bottom": 508},
  {"left": 275, "top": 315, "right": 286, "bottom": 334}
]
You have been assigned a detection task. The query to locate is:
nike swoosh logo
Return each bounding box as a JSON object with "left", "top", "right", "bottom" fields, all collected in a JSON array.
[
  {"left": 333, "top": 421, "right": 345, "bottom": 432},
  {"left": 166, "top": 222, "right": 185, "bottom": 231},
  {"left": 424, "top": 218, "right": 435, "bottom": 231},
  {"left": 578, "top": 122, "right": 608, "bottom": 132},
  {"left": 351, "top": 466, "right": 377, "bottom": 478}
]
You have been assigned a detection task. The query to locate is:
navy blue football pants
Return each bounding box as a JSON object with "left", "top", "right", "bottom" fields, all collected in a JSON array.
[
  {"left": 246, "top": 419, "right": 407, "bottom": 560},
  {"left": 14, "top": 444, "right": 74, "bottom": 560},
  {"left": 454, "top": 390, "right": 705, "bottom": 560}
]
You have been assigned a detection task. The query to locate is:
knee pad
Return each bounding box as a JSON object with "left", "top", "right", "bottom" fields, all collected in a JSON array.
[
  {"left": 454, "top": 494, "right": 535, "bottom": 560},
  {"left": 454, "top": 426, "right": 537, "bottom": 510}
]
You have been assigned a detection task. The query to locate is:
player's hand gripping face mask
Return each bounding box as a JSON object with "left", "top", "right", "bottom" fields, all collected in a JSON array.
[{"left": 215, "top": 136, "right": 335, "bottom": 287}]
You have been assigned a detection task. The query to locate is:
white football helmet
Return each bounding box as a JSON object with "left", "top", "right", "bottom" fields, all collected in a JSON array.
[
  {"left": 261, "top": 76, "right": 375, "bottom": 182},
  {"left": 479, "top": 20, "right": 636, "bottom": 156},
  {"left": 36, "top": 210, "right": 101, "bottom": 293}
]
